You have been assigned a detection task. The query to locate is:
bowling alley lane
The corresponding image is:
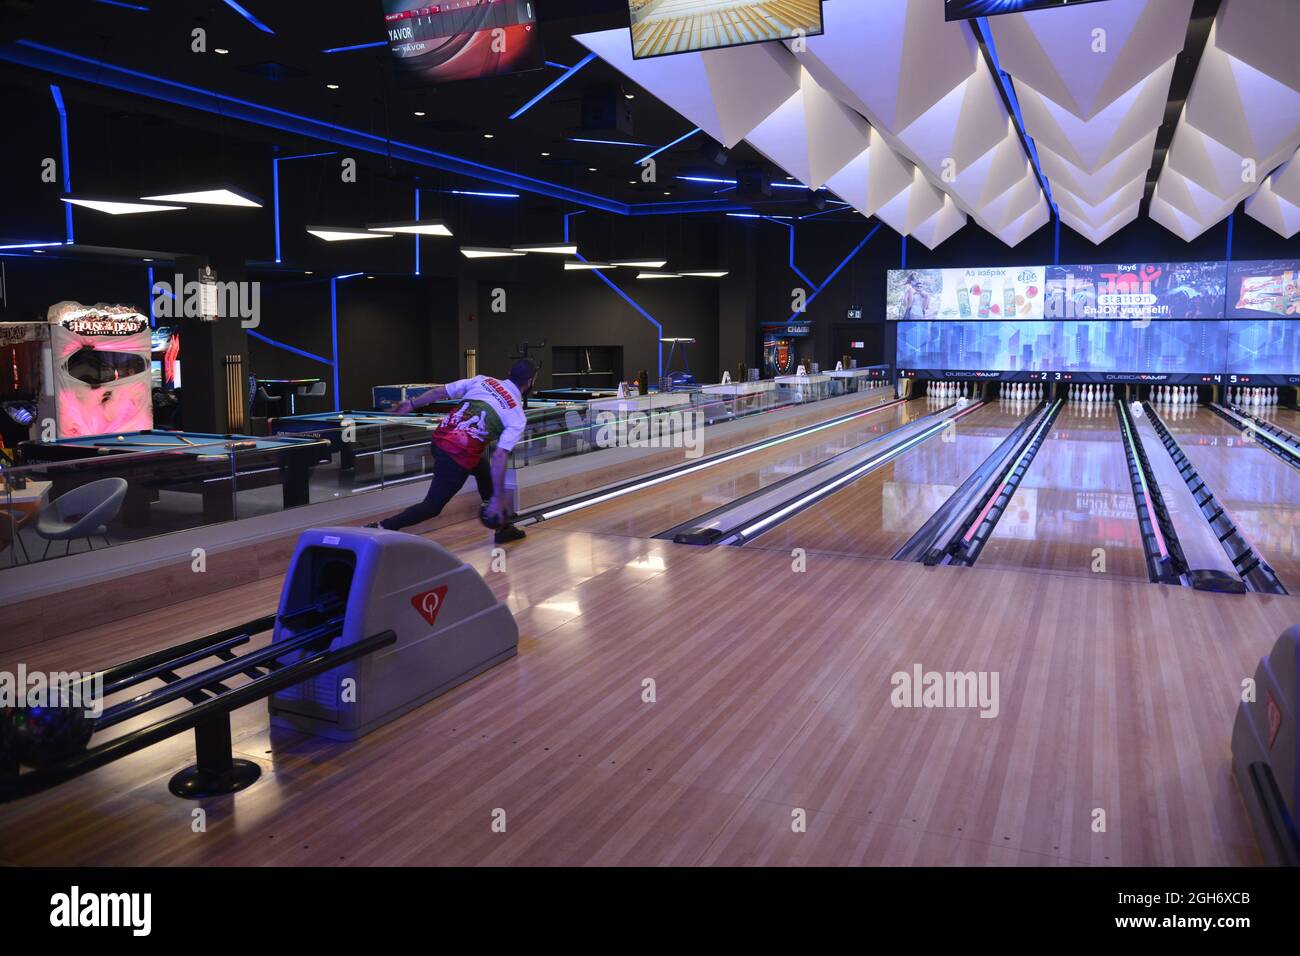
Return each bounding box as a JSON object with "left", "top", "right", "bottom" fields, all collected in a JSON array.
[
  {"left": 545, "top": 399, "right": 933, "bottom": 538},
  {"left": 973, "top": 403, "right": 1150, "bottom": 582},
  {"left": 1160, "top": 405, "right": 1300, "bottom": 591},
  {"left": 745, "top": 400, "right": 1032, "bottom": 558},
  {"left": 1260, "top": 405, "right": 1300, "bottom": 437}
]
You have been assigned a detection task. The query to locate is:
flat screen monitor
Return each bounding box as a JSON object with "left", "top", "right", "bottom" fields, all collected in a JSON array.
[
  {"left": 628, "top": 0, "right": 823, "bottom": 59},
  {"left": 383, "top": 1, "right": 544, "bottom": 84}
]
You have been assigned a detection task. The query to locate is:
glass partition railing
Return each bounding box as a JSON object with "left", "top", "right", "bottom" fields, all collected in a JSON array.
[{"left": 0, "top": 369, "right": 892, "bottom": 569}]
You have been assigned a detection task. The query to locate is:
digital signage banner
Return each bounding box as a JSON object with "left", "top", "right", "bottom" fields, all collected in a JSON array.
[
  {"left": 895, "top": 320, "right": 1229, "bottom": 376},
  {"left": 384, "top": 0, "right": 544, "bottom": 85},
  {"left": 1226, "top": 260, "right": 1300, "bottom": 319},
  {"left": 1042, "top": 261, "right": 1226, "bottom": 321},
  {"left": 886, "top": 266, "right": 1045, "bottom": 321}
]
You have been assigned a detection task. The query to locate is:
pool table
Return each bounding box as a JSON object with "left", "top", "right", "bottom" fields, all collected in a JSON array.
[
  {"left": 19, "top": 429, "right": 332, "bottom": 527},
  {"left": 269, "top": 410, "right": 445, "bottom": 473}
]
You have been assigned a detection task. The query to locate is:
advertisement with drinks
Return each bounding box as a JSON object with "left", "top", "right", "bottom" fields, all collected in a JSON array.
[{"left": 886, "top": 267, "right": 1045, "bottom": 321}]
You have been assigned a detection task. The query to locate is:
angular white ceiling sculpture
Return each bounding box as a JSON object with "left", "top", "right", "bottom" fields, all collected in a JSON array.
[
  {"left": 1153, "top": 2, "right": 1300, "bottom": 242},
  {"left": 989, "top": 0, "right": 1192, "bottom": 244},
  {"left": 1244, "top": 147, "right": 1300, "bottom": 238},
  {"left": 745, "top": 67, "right": 872, "bottom": 190},
  {"left": 573, "top": 29, "right": 800, "bottom": 149}
]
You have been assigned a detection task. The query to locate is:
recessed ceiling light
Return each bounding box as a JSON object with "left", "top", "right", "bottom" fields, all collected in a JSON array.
[
  {"left": 624, "top": 93, "right": 634, "bottom": 100},
  {"left": 366, "top": 220, "right": 453, "bottom": 237},
  {"left": 142, "top": 258, "right": 154, "bottom": 262},
  {"left": 305, "top": 271, "right": 314, "bottom": 275},
  {"left": 564, "top": 260, "right": 613, "bottom": 270},
  {"left": 484, "top": 133, "right": 494, "bottom": 139},
  {"left": 511, "top": 242, "right": 578, "bottom": 255},
  {"left": 306, "top": 226, "right": 394, "bottom": 242},
  {"left": 460, "top": 246, "right": 526, "bottom": 258},
  {"left": 140, "top": 187, "right": 263, "bottom": 208},
  {"left": 679, "top": 270, "right": 729, "bottom": 278},
  {"left": 326, "top": 83, "right": 340, "bottom": 90},
  {"left": 367, "top": 275, "right": 375, "bottom": 279},
  {"left": 215, "top": 48, "right": 230, "bottom": 55},
  {"left": 414, "top": 111, "right": 425, "bottom": 117},
  {"left": 611, "top": 259, "right": 668, "bottom": 268},
  {"left": 60, "top": 194, "right": 186, "bottom": 216},
  {"left": 637, "top": 271, "right": 680, "bottom": 279},
  {"left": 663, "top": 191, "right": 670, "bottom": 195},
  {"left": 588, "top": 167, "right": 597, "bottom": 172},
  {"left": 541, "top": 151, "right": 550, "bottom": 157}
]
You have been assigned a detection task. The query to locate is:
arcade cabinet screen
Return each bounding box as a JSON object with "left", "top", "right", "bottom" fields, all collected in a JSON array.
[
  {"left": 628, "top": 0, "right": 823, "bottom": 59},
  {"left": 383, "top": 0, "right": 544, "bottom": 84}
]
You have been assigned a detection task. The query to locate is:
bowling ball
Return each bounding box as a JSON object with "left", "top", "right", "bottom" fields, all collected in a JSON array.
[
  {"left": 6, "top": 705, "right": 96, "bottom": 770},
  {"left": 479, "top": 503, "right": 506, "bottom": 531}
]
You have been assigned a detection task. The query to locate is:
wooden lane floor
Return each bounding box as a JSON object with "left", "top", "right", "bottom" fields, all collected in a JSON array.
[
  {"left": 974, "top": 402, "right": 1150, "bottom": 583},
  {"left": 745, "top": 400, "right": 1031, "bottom": 559},
  {"left": 542, "top": 398, "right": 933, "bottom": 539},
  {"left": 1257, "top": 405, "right": 1300, "bottom": 436},
  {"left": 3, "top": 513, "right": 1296, "bottom": 866},
  {"left": 1160, "top": 404, "right": 1300, "bottom": 591}
]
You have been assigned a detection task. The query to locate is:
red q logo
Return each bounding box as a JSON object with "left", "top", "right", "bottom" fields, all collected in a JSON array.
[{"left": 410, "top": 585, "right": 449, "bottom": 626}]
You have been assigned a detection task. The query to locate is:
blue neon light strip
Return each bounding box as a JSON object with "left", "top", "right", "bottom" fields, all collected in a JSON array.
[
  {"left": 329, "top": 278, "right": 341, "bottom": 410},
  {"left": 5, "top": 42, "right": 631, "bottom": 214},
  {"left": 635, "top": 127, "right": 701, "bottom": 165},
  {"left": 0, "top": 241, "right": 64, "bottom": 250},
  {"left": 247, "top": 330, "right": 333, "bottom": 367},
  {"left": 565, "top": 211, "right": 663, "bottom": 379},
  {"left": 444, "top": 189, "right": 520, "bottom": 199},
  {"left": 8, "top": 44, "right": 751, "bottom": 219},
  {"left": 222, "top": 0, "right": 274, "bottom": 34},
  {"left": 323, "top": 41, "right": 387, "bottom": 54},
  {"left": 272, "top": 151, "right": 336, "bottom": 264},
  {"left": 96, "top": 0, "right": 150, "bottom": 10},
  {"left": 146, "top": 265, "right": 154, "bottom": 326},
  {"left": 545, "top": 60, "right": 571, "bottom": 70},
  {"left": 785, "top": 224, "right": 881, "bottom": 321},
  {"left": 509, "top": 53, "right": 596, "bottom": 120},
  {"left": 50, "top": 85, "right": 73, "bottom": 244},
  {"left": 414, "top": 187, "right": 421, "bottom": 276},
  {"left": 1225, "top": 211, "right": 1234, "bottom": 261},
  {"left": 974, "top": 17, "right": 1055, "bottom": 214}
]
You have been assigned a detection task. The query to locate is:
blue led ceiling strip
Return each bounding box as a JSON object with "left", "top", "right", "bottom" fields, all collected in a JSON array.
[
  {"left": 50, "top": 85, "right": 73, "bottom": 244},
  {"left": 4, "top": 42, "right": 629, "bottom": 214},
  {"left": 96, "top": 0, "right": 150, "bottom": 10},
  {"left": 973, "top": 17, "right": 1055, "bottom": 216},
  {"left": 323, "top": 41, "right": 387, "bottom": 54},
  {"left": 509, "top": 53, "right": 597, "bottom": 120},
  {"left": 781, "top": 223, "right": 883, "bottom": 322},
  {"left": 635, "top": 127, "right": 701, "bottom": 166},
  {"left": 564, "top": 211, "right": 663, "bottom": 380},
  {"left": 222, "top": 0, "right": 275, "bottom": 34},
  {"left": 272, "top": 151, "right": 336, "bottom": 264},
  {"left": 5, "top": 43, "right": 752, "bottom": 219}
]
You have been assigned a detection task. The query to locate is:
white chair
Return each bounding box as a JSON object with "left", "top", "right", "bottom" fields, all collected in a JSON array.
[{"left": 34, "top": 478, "right": 128, "bottom": 559}]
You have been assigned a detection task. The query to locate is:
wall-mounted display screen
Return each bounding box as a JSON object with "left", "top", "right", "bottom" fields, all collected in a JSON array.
[
  {"left": 1043, "top": 261, "right": 1226, "bottom": 321},
  {"left": 383, "top": 0, "right": 544, "bottom": 84},
  {"left": 628, "top": 0, "right": 823, "bottom": 60},
  {"left": 895, "top": 320, "right": 1229, "bottom": 377},
  {"left": 1227, "top": 260, "right": 1300, "bottom": 319},
  {"left": 887, "top": 266, "right": 1045, "bottom": 321}
]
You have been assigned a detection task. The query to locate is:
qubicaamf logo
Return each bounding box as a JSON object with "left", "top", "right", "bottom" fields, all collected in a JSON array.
[{"left": 49, "top": 886, "right": 151, "bottom": 936}]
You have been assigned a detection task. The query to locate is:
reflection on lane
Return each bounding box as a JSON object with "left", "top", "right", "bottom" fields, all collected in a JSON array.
[
  {"left": 975, "top": 403, "right": 1148, "bottom": 582},
  {"left": 1161, "top": 405, "right": 1300, "bottom": 591},
  {"left": 548, "top": 399, "right": 932, "bottom": 538},
  {"left": 746, "top": 400, "right": 1032, "bottom": 558}
]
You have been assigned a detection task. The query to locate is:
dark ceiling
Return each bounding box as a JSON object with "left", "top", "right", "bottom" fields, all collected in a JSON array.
[{"left": 0, "top": 0, "right": 838, "bottom": 233}]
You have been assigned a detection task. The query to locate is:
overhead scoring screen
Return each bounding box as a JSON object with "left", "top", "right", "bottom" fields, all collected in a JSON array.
[
  {"left": 627, "top": 0, "right": 824, "bottom": 60},
  {"left": 383, "top": 0, "right": 544, "bottom": 84}
]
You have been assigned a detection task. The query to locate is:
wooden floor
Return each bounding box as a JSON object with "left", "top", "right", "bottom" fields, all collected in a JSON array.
[{"left": 2, "top": 507, "right": 1295, "bottom": 865}]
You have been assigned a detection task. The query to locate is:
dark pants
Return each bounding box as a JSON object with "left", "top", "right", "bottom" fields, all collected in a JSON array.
[{"left": 380, "top": 446, "right": 493, "bottom": 531}]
